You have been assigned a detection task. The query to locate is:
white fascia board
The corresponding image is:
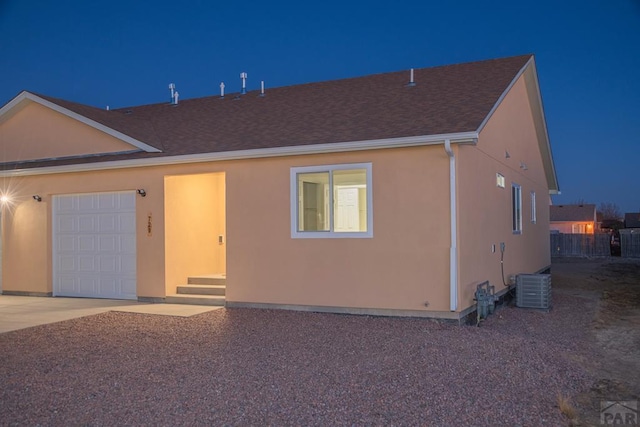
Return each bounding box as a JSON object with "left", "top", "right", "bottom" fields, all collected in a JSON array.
[
  {"left": 526, "top": 61, "right": 560, "bottom": 194},
  {"left": 0, "top": 131, "right": 478, "bottom": 177},
  {"left": 1, "top": 92, "right": 161, "bottom": 153}
]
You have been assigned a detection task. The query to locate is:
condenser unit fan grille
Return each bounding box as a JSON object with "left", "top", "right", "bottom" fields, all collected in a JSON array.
[{"left": 516, "top": 274, "right": 552, "bottom": 310}]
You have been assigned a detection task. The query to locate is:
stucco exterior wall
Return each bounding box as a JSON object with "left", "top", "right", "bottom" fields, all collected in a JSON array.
[
  {"left": 225, "top": 146, "right": 452, "bottom": 312},
  {"left": 456, "top": 74, "right": 551, "bottom": 310},
  {"left": 1, "top": 145, "right": 455, "bottom": 313},
  {"left": 0, "top": 102, "right": 136, "bottom": 162}
]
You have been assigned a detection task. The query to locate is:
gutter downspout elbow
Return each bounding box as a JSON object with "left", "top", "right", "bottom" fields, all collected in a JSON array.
[{"left": 444, "top": 139, "right": 458, "bottom": 311}]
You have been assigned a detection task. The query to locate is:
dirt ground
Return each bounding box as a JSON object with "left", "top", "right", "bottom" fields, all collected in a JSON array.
[{"left": 552, "top": 257, "right": 640, "bottom": 426}]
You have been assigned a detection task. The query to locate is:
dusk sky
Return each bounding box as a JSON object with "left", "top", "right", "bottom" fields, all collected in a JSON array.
[{"left": 1, "top": 0, "right": 639, "bottom": 213}]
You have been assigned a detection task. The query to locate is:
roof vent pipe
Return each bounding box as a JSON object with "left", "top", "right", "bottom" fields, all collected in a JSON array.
[
  {"left": 169, "top": 83, "right": 176, "bottom": 102},
  {"left": 172, "top": 90, "right": 179, "bottom": 105},
  {"left": 106, "top": 105, "right": 109, "bottom": 111},
  {"left": 240, "top": 72, "right": 247, "bottom": 94},
  {"left": 220, "top": 82, "right": 225, "bottom": 98},
  {"left": 407, "top": 68, "right": 416, "bottom": 87},
  {"left": 260, "top": 80, "right": 265, "bottom": 97}
]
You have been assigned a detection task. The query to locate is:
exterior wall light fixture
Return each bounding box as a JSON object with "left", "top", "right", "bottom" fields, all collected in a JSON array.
[
  {"left": 33, "top": 195, "right": 42, "bottom": 202},
  {"left": 137, "top": 189, "right": 147, "bottom": 197}
]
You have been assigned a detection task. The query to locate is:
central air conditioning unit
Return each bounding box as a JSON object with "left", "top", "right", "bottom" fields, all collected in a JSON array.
[{"left": 516, "top": 274, "right": 552, "bottom": 310}]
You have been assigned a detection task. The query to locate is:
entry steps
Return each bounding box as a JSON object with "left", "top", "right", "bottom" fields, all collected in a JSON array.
[{"left": 165, "top": 274, "right": 226, "bottom": 306}]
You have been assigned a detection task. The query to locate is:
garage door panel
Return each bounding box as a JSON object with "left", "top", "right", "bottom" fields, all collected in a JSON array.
[
  {"left": 57, "top": 216, "right": 76, "bottom": 233},
  {"left": 79, "top": 235, "right": 95, "bottom": 251},
  {"left": 99, "top": 235, "right": 116, "bottom": 252},
  {"left": 58, "top": 277, "right": 76, "bottom": 293},
  {"left": 120, "top": 213, "right": 136, "bottom": 233},
  {"left": 79, "top": 195, "right": 96, "bottom": 211},
  {"left": 53, "top": 191, "right": 137, "bottom": 300},
  {"left": 58, "top": 256, "right": 76, "bottom": 271},
  {"left": 121, "top": 235, "right": 136, "bottom": 253},
  {"left": 56, "top": 196, "right": 76, "bottom": 212},
  {"left": 79, "top": 216, "right": 97, "bottom": 232},
  {"left": 58, "top": 235, "right": 76, "bottom": 251},
  {"left": 99, "top": 214, "right": 117, "bottom": 233},
  {"left": 78, "top": 256, "right": 95, "bottom": 272}
]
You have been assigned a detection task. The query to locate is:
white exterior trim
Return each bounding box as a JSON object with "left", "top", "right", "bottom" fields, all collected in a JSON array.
[
  {"left": 0, "top": 132, "right": 479, "bottom": 177},
  {"left": 444, "top": 139, "right": 458, "bottom": 311},
  {"left": 0, "top": 91, "right": 161, "bottom": 153},
  {"left": 290, "top": 162, "right": 373, "bottom": 239}
]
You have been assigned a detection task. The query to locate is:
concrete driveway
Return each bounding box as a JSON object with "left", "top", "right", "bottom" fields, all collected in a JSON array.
[{"left": 0, "top": 295, "right": 222, "bottom": 334}]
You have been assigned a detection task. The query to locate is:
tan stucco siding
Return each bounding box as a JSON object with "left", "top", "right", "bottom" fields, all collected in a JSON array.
[
  {"left": 1, "top": 146, "right": 455, "bottom": 312},
  {"left": 457, "top": 75, "right": 551, "bottom": 310},
  {"left": 226, "top": 147, "right": 452, "bottom": 312},
  {"left": 0, "top": 168, "right": 166, "bottom": 297},
  {"left": 0, "top": 102, "right": 137, "bottom": 163}
]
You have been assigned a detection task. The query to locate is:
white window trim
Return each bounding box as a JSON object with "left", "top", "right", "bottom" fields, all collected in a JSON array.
[
  {"left": 290, "top": 162, "right": 373, "bottom": 239},
  {"left": 512, "top": 183, "right": 522, "bottom": 234}
]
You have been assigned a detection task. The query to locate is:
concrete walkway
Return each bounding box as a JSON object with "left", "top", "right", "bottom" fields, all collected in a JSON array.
[{"left": 0, "top": 295, "right": 222, "bottom": 334}]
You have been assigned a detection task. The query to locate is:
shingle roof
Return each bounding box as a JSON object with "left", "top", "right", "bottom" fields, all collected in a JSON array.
[
  {"left": 2, "top": 54, "right": 532, "bottom": 170},
  {"left": 624, "top": 212, "right": 640, "bottom": 228},
  {"left": 550, "top": 204, "right": 597, "bottom": 222}
]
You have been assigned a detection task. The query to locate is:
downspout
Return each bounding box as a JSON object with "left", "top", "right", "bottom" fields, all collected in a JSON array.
[{"left": 444, "top": 139, "right": 458, "bottom": 311}]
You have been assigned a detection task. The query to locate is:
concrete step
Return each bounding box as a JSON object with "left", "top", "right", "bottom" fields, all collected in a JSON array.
[
  {"left": 165, "top": 294, "right": 226, "bottom": 306},
  {"left": 188, "top": 275, "right": 226, "bottom": 286},
  {"left": 177, "top": 284, "right": 226, "bottom": 296}
]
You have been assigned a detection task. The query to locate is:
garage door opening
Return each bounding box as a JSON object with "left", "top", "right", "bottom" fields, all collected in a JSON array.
[{"left": 52, "top": 191, "right": 137, "bottom": 300}]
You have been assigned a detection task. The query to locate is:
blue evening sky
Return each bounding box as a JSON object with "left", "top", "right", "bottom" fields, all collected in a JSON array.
[{"left": 1, "top": 0, "right": 639, "bottom": 213}]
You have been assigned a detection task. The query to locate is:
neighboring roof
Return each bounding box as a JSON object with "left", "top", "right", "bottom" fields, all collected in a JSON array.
[
  {"left": 0, "top": 54, "right": 558, "bottom": 193},
  {"left": 624, "top": 212, "right": 640, "bottom": 228},
  {"left": 550, "top": 204, "right": 597, "bottom": 222}
]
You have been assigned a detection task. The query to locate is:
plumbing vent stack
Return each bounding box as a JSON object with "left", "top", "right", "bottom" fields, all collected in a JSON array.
[
  {"left": 169, "top": 83, "right": 176, "bottom": 102},
  {"left": 240, "top": 72, "right": 247, "bottom": 94},
  {"left": 260, "top": 80, "right": 265, "bottom": 97},
  {"left": 220, "top": 82, "right": 225, "bottom": 98},
  {"left": 173, "top": 91, "right": 179, "bottom": 105},
  {"left": 407, "top": 68, "right": 416, "bottom": 87}
]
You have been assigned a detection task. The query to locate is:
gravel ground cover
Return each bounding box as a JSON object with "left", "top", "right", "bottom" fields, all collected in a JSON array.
[{"left": 0, "top": 290, "right": 597, "bottom": 427}]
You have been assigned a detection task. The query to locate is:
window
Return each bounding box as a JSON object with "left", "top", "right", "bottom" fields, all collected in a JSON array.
[
  {"left": 291, "top": 163, "right": 372, "bottom": 238},
  {"left": 512, "top": 183, "right": 522, "bottom": 234},
  {"left": 496, "top": 173, "right": 505, "bottom": 188},
  {"left": 530, "top": 191, "right": 536, "bottom": 224}
]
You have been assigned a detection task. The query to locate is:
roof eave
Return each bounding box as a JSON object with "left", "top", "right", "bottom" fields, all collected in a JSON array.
[{"left": 0, "top": 131, "right": 479, "bottom": 177}]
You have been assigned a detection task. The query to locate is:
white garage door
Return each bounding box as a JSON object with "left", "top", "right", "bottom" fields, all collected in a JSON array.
[{"left": 53, "top": 191, "right": 137, "bottom": 300}]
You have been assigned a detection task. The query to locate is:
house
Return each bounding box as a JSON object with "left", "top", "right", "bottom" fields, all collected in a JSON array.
[
  {"left": 549, "top": 204, "right": 596, "bottom": 234},
  {"left": 624, "top": 213, "right": 640, "bottom": 230},
  {"left": 0, "top": 54, "right": 559, "bottom": 321}
]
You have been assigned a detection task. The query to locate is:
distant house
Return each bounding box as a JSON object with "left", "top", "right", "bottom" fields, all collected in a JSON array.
[
  {"left": 0, "top": 54, "right": 559, "bottom": 321},
  {"left": 549, "top": 204, "right": 596, "bottom": 234},
  {"left": 624, "top": 213, "right": 640, "bottom": 230}
]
